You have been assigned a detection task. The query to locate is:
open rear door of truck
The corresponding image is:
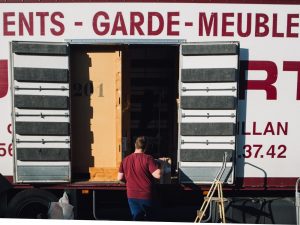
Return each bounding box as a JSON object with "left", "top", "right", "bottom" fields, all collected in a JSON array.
[
  {"left": 178, "top": 42, "right": 239, "bottom": 184},
  {"left": 11, "top": 41, "right": 71, "bottom": 183}
]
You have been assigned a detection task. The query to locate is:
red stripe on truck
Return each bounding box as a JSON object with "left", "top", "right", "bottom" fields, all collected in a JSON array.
[
  {"left": 3, "top": 175, "right": 298, "bottom": 190},
  {"left": 1, "top": 0, "right": 300, "bottom": 4},
  {"left": 0, "top": 60, "right": 8, "bottom": 99}
]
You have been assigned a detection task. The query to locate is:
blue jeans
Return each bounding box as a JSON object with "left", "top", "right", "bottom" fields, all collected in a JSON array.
[{"left": 127, "top": 198, "right": 154, "bottom": 221}]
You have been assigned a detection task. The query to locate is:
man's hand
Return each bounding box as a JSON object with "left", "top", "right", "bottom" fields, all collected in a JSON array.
[
  {"left": 152, "top": 169, "right": 161, "bottom": 179},
  {"left": 117, "top": 172, "right": 125, "bottom": 182}
]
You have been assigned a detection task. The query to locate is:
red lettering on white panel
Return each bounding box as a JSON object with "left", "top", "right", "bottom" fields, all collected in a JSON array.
[{"left": 0, "top": 60, "right": 8, "bottom": 99}]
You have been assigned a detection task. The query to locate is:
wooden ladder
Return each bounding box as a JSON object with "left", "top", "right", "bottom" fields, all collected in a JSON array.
[{"left": 194, "top": 153, "right": 228, "bottom": 223}]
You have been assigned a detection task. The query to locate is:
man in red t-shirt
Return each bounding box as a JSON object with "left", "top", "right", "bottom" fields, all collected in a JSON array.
[{"left": 117, "top": 136, "right": 161, "bottom": 221}]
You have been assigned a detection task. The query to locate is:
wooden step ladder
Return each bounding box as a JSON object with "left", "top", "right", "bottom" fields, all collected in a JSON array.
[{"left": 194, "top": 153, "right": 228, "bottom": 223}]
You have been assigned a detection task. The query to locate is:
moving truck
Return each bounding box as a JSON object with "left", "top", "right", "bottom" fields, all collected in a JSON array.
[{"left": 0, "top": 0, "right": 299, "bottom": 223}]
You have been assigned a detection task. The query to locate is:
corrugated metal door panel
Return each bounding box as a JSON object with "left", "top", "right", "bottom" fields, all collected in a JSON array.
[
  {"left": 11, "top": 41, "right": 71, "bottom": 183},
  {"left": 178, "top": 42, "right": 239, "bottom": 184}
]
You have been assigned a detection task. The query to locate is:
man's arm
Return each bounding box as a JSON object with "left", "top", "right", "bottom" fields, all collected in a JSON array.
[{"left": 152, "top": 168, "right": 161, "bottom": 179}]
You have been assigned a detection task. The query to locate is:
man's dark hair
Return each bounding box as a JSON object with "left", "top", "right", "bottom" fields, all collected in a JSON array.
[{"left": 135, "top": 136, "right": 147, "bottom": 151}]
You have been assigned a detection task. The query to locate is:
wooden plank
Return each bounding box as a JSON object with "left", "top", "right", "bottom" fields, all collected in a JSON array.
[
  {"left": 116, "top": 54, "right": 122, "bottom": 168},
  {"left": 89, "top": 50, "right": 119, "bottom": 167},
  {"left": 89, "top": 167, "right": 119, "bottom": 182},
  {"left": 86, "top": 47, "right": 122, "bottom": 181}
]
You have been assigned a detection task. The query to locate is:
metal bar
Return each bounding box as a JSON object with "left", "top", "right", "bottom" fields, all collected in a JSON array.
[
  {"left": 199, "top": 200, "right": 213, "bottom": 223},
  {"left": 66, "top": 38, "right": 185, "bottom": 45},
  {"left": 182, "top": 113, "right": 235, "bottom": 118},
  {"left": 15, "top": 86, "right": 69, "bottom": 91},
  {"left": 15, "top": 113, "right": 69, "bottom": 118},
  {"left": 93, "top": 190, "right": 101, "bottom": 220},
  {"left": 215, "top": 152, "right": 228, "bottom": 181},
  {"left": 16, "top": 139, "right": 70, "bottom": 144},
  {"left": 182, "top": 87, "right": 236, "bottom": 92},
  {"left": 181, "top": 140, "right": 235, "bottom": 145}
]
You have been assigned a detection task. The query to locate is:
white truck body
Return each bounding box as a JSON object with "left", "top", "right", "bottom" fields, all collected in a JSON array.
[{"left": 0, "top": 1, "right": 299, "bottom": 187}]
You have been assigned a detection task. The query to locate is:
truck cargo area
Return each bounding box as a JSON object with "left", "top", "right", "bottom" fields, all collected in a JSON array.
[
  {"left": 4, "top": 2, "right": 300, "bottom": 223},
  {"left": 70, "top": 44, "right": 179, "bottom": 182}
]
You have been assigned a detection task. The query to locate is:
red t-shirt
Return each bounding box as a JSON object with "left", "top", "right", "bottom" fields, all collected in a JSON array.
[{"left": 119, "top": 153, "right": 159, "bottom": 200}]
